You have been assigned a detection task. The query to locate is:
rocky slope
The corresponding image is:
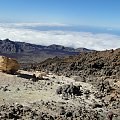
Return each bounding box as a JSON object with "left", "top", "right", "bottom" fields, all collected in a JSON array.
[
  {"left": 29, "top": 48, "right": 120, "bottom": 119},
  {"left": 36, "top": 48, "right": 120, "bottom": 78}
]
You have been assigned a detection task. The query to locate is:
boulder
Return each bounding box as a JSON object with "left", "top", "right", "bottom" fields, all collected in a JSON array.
[
  {"left": 0, "top": 56, "right": 20, "bottom": 74},
  {"left": 56, "top": 83, "right": 82, "bottom": 98}
]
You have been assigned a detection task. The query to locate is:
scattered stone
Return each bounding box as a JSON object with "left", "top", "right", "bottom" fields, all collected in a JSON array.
[
  {"left": 92, "top": 103, "right": 103, "bottom": 109},
  {"left": 56, "top": 86, "right": 62, "bottom": 94},
  {"left": 16, "top": 88, "right": 20, "bottom": 91},
  {"left": 65, "top": 111, "right": 73, "bottom": 117},
  {"left": 84, "top": 90, "right": 90, "bottom": 94},
  {"left": 107, "top": 111, "right": 114, "bottom": 120}
]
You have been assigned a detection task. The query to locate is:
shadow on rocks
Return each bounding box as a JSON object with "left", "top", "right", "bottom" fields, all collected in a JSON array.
[{"left": 17, "top": 73, "right": 34, "bottom": 79}]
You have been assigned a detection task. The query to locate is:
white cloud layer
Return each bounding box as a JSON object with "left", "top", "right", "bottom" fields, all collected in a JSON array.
[{"left": 0, "top": 23, "right": 120, "bottom": 50}]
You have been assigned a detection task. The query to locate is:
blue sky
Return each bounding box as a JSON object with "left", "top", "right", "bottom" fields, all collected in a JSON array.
[
  {"left": 0, "top": 0, "right": 120, "bottom": 28},
  {"left": 0, "top": 0, "right": 120, "bottom": 50}
]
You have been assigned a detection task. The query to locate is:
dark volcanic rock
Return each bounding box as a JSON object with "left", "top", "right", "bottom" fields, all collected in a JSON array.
[
  {"left": 0, "top": 98, "right": 120, "bottom": 120},
  {"left": 37, "top": 48, "right": 120, "bottom": 79},
  {"left": 56, "top": 83, "right": 82, "bottom": 99}
]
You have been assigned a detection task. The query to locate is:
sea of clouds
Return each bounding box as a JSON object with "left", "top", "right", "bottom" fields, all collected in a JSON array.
[{"left": 0, "top": 23, "right": 120, "bottom": 50}]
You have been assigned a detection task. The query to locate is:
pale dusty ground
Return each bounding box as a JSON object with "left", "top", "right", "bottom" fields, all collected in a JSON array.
[{"left": 0, "top": 70, "right": 100, "bottom": 107}]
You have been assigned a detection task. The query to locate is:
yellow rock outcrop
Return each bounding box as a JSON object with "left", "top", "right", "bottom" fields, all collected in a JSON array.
[{"left": 0, "top": 56, "right": 20, "bottom": 74}]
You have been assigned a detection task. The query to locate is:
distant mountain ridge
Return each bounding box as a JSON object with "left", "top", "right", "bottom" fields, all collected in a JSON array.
[
  {"left": 0, "top": 39, "right": 93, "bottom": 53},
  {"left": 0, "top": 39, "right": 94, "bottom": 65}
]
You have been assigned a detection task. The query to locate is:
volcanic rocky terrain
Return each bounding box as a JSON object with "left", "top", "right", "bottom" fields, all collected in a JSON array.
[{"left": 0, "top": 41, "right": 120, "bottom": 120}]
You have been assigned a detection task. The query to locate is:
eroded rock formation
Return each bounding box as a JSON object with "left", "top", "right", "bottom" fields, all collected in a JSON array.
[{"left": 0, "top": 56, "right": 20, "bottom": 74}]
